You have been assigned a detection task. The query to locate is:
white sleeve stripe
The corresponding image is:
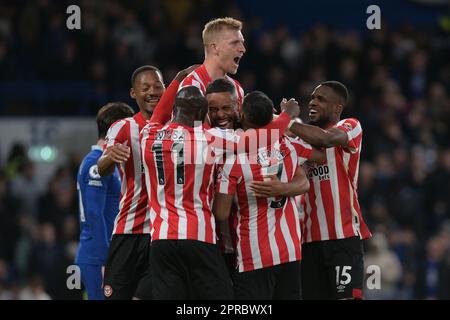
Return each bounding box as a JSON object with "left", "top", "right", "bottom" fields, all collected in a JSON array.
[
  {"left": 106, "top": 119, "right": 128, "bottom": 147},
  {"left": 191, "top": 80, "right": 204, "bottom": 93},
  {"left": 337, "top": 119, "right": 362, "bottom": 141},
  {"left": 347, "top": 123, "right": 362, "bottom": 140},
  {"left": 192, "top": 71, "right": 206, "bottom": 94},
  {"left": 238, "top": 85, "right": 244, "bottom": 97}
]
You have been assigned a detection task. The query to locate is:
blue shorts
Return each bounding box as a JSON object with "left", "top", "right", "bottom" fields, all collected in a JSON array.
[{"left": 78, "top": 263, "right": 104, "bottom": 300}]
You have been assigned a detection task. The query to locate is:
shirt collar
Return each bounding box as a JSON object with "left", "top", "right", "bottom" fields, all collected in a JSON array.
[{"left": 134, "top": 111, "right": 148, "bottom": 128}]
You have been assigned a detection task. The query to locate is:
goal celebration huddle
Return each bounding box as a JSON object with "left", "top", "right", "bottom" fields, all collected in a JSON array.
[{"left": 75, "top": 17, "right": 371, "bottom": 300}]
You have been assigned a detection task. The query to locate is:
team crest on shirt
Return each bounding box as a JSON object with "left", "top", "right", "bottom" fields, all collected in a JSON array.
[
  {"left": 104, "top": 285, "right": 113, "bottom": 298},
  {"left": 257, "top": 149, "right": 285, "bottom": 167}
]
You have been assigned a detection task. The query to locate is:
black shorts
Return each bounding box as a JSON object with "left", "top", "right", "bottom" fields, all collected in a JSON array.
[
  {"left": 301, "top": 236, "right": 364, "bottom": 300},
  {"left": 151, "top": 239, "right": 233, "bottom": 300},
  {"left": 233, "top": 260, "right": 302, "bottom": 300},
  {"left": 103, "top": 234, "right": 152, "bottom": 300},
  {"left": 222, "top": 252, "right": 237, "bottom": 278}
]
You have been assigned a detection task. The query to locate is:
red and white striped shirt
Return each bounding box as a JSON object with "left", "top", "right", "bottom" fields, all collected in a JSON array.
[
  {"left": 179, "top": 64, "right": 244, "bottom": 104},
  {"left": 105, "top": 112, "right": 150, "bottom": 234},
  {"left": 216, "top": 136, "right": 313, "bottom": 272},
  {"left": 302, "top": 118, "right": 372, "bottom": 243},
  {"left": 141, "top": 123, "right": 239, "bottom": 243},
  {"left": 181, "top": 64, "right": 294, "bottom": 252}
]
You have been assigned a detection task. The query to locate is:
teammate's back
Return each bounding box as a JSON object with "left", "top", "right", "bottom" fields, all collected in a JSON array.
[
  {"left": 141, "top": 122, "right": 219, "bottom": 243},
  {"left": 141, "top": 85, "right": 234, "bottom": 300}
]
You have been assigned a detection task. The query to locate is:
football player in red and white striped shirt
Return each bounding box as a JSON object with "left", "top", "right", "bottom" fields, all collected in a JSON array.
[
  {"left": 179, "top": 17, "right": 245, "bottom": 110},
  {"left": 204, "top": 78, "right": 305, "bottom": 277},
  {"left": 213, "top": 91, "right": 325, "bottom": 299},
  {"left": 140, "top": 83, "right": 301, "bottom": 299},
  {"left": 256, "top": 81, "right": 372, "bottom": 299},
  {"left": 97, "top": 65, "right": 196, "bottom": 300},
  {"left": 141, "top": 86, "right": 234, "bottom": 299}
]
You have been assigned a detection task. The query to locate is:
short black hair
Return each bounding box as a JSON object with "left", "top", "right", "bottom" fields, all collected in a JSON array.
[
  {"left": 320, "top": 81, "right": 348, "bottom": 104},
  {"left": 242, "top": 91, "right": 273, "bottom": 127},
  {"left": 97, "top": 102, "right": 135, "bottom": 138},
  {"left": 205, "top": 78, "right": 237, "bottom": 96},
  {"left": 131, "top": 65, "right": 163, "bottom": 87},
  {"left": 174, "top": 86, "right": 208, "bottom": 121}
]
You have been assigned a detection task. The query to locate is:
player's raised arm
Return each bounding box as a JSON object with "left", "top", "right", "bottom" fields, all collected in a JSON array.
[
  {"left": 289, "top": 121, "right": 349, "bottom": 148},
  {"left": 150, "top": 64, "right": 200, "bottom": 124},
  {"left": 260, "top": 98, "right": 301, "bottom": 131},
  {"left": 227, "top": 97, "right": 300, "bottom": 152}
]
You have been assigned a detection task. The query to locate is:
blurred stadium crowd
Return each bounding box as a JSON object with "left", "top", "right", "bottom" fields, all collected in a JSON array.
[{"left": 1, "top": 0, "right": 450, "bottom": 299}]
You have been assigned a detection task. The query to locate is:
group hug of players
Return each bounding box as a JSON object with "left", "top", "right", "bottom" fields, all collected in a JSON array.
[{"left": 75, "top": 17, "right": 372, "bottom": 300}]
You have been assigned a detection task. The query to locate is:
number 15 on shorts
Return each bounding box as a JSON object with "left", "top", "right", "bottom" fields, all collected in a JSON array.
[{"left": 336, "top": 266, "right": 352, "bottom": 285}]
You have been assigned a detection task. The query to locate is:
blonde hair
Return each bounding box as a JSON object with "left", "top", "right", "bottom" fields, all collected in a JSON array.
[{"left": 202, "top": 17, "right": 243, "bottom": 46}]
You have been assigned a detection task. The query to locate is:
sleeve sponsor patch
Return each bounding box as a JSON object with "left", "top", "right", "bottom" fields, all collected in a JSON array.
[
  {"left": 88, "top": 180, "right": 103, "bottom": 187},
  {"left": 89, "top": 165, "right": 101, "bottom": 179}
]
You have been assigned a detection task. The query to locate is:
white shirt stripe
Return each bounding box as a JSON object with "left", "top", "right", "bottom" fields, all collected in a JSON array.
[
  {"left": 123, "top": 119, "right": 141, "bottom": 232},
  {"left": 193, "top": 127, "right": 207, "bottom": 242},
  {"left": 327, "top": 148, "right": 345, "bottom": 238},
  {"left": 313, "top": 176, "right": 329, "bottom": 240},
  {"left": 238, "top": 153, "right": 261, "bottom": 271}
]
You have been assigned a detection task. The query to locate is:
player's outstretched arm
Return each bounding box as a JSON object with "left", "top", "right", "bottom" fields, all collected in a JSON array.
[
  {"left": 150, "top": 64, "right": 200, "bottom": 124},
  {"left": 289, "top": 122, "right": 348, "bottom": 148},
  {"left": 224, "top": 98, "right": 301, "bottom": 152},
  {"left": 97, "top": 143, "right": 130, "bottom": 176},
  {"left": 249, "top": 166, "right": 309, "bottom": 198},
  {"left": 212, "top": 192, "right": 234, "bottom": 222},
  {"left": 261, "top": 98, "right": 301, "bottom": 131}
]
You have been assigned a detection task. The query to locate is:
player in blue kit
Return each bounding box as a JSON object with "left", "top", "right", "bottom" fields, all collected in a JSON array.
[{"left": 75, "top": 102, "right": 135, "bottom": 300}]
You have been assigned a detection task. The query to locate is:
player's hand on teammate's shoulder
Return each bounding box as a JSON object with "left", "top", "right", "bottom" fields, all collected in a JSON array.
[
  {"left": 280, "top": 98, "right": 300, "bottom": 119},
  {"left": 105, "top": 143, "right": 130, "bottom": 163},
  {"left": 174, "top": 64, "right": 201, "bottom": 82}
]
